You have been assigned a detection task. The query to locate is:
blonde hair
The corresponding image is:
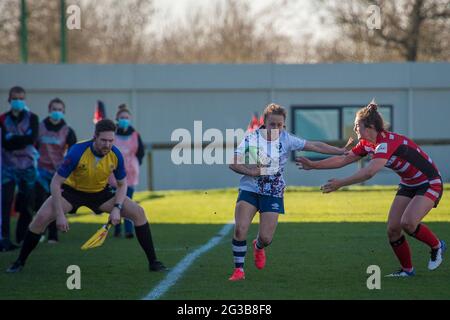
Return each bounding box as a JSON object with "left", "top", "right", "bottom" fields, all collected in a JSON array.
[
  {"left": 116, "top": 103, "right": 131, "bottom": 119},
  {"left": 262, "top": 103, "right": 286, "bottom": 122}
]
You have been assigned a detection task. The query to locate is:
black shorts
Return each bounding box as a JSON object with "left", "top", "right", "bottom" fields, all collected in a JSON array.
[
  {"left": 396, "top": 180, "right": 443, "bottom": 208},
  {"left": 61, "top": 184, "right": 116, "bottom": 214}
]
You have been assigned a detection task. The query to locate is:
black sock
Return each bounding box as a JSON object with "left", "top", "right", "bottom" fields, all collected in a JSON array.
[
  {"left": 134, "top": 222, "right": 157, "bottom": 264},
  {"left": 47, "top": 221, "right": 58, "bottom": 241},
  {"left": 16, "top": 209, "right": 33, "bottom": 244},
  {"left": 17, "top": 230, "right": 41, "bottom": 265},
  {"left": 256, "top": 237, "right": 271, "bottom": 249}
]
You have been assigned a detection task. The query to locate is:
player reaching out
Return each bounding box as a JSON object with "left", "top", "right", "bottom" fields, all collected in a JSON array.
[
  {"left": 228, "top": 103, "right": 348, "bottom": 281},
  {"left": 297, "top": 100, "right": 445, "bottom": 277}
]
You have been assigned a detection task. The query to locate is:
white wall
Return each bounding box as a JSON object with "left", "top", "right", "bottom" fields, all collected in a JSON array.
[{"left": 1, "top": 63, "right": 449, "bottom": 190}]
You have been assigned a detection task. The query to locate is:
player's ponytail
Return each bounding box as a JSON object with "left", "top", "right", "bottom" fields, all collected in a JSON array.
[
  {"left": 356, "top": 99, "right": 385, "bottom": 132},
  {"left": 366, "top": 98, "right": 378, "bottom": 112}
]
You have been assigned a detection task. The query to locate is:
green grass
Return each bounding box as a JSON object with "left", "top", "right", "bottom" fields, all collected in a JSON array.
[{"left": 0, "top": 185, "right": 449, "bottom": 299}]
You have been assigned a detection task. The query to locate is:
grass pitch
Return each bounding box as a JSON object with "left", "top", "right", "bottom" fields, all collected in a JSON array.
[{"left": 1, "top": 185, "right": 449, "bottom": 300}]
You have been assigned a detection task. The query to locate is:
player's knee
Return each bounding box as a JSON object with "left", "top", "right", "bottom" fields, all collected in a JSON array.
[
  {"left": 387, "top": 225, "right": 401, "bottom": 239},
  {"left": 136, "top": 205, "right": 145, "bottom": 217},
  {"left": 131, "top": 205, "right": 147, "bottom": 224},
  {"left": 400, "top": 220, "right": 416, "bottom": 235},
  {"left": 258, "top": 235, "right": 272, "bottom": 247}
]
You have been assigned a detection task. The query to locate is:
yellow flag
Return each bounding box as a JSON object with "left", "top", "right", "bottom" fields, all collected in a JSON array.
[{"left": 81, "top": 223, "right": 112, "bottom": 250}]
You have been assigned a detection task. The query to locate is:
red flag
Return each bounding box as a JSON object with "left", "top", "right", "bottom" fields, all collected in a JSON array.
[
  {"left": 248, "top": 112, "right": 260, "bottom": 132},
  {"left": 93, "top": 100, "right": 106, "bottom": 124}
]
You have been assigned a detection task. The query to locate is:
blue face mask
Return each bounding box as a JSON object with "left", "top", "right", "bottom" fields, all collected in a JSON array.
[
  {"left": 117, "top": 118, "right": 130, "bottom": 129},
  {"left": 50, "top": 111, "right": 64, "bottom": 121},
  {"left": 10, "top": 99, "right": 26, "bottom": 112}
]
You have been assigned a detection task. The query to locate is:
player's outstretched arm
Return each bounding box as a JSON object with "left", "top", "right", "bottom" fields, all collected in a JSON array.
[
  {"left": 297, "top": 151, "right": 361, "bottom": 170},
  {"left": 303, "top": 140, "right": 347, "bottom": 155},
  {"left": 320, "top": 158, "right": 387, "bottom": 193}
]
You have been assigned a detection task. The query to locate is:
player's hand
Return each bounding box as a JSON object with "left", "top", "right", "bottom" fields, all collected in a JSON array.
[
  {"left": 320, "top": 178, "right": 341, "bottom": 193},
  {"left": 56, "top": 214, "right": 69, "bottom": 232},
  {"left": 343, "top": 137, "right": 355, "bottom": 153},
  {"left": 296, "top": 157, "right": 315, "bottom": 170},
  {"left": 109, "top": 208, "right": 121, "bottom": 225}
]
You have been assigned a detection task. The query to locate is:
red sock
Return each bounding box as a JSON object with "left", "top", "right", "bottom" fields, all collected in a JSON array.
[
  {"left": 390, "top": 236, "right": 413, "bottom": 270},
  {"left": 411, "top": 224, "right": 440, "bottom": 249}
]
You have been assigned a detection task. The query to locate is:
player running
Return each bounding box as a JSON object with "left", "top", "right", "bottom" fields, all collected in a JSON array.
[
  {"left": 297, "top": 100, "right": 445, "bottom": 277},
  {"left": 6, "top": 119, "right": 167, "bottom": 273},
  {"left": 228, "top": 103, "right": 348, "bottom": 281}
]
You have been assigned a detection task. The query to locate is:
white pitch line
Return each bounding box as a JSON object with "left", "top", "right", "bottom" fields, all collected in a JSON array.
[{"left": 142, "top": 223, "right": 234, "bottom": 300}]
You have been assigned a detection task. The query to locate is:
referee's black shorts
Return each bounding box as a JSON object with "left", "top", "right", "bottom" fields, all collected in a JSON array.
[{"left": 61, "top": 184, "right": 116, "bottom": 214}]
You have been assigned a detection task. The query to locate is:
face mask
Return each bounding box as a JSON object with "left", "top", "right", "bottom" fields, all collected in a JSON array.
[
  {"left": 10, "top": 99, "right": 26, "bottom": 112},
  {"left": 50, "top": 111, "right": 64, "bottom": 121},
  {"left": 117, "top": 118, "right": 130, "bottom": 129}
]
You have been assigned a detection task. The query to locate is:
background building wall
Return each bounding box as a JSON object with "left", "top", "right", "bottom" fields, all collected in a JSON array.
[{"left": 1, "top": 63, "right": 449, "bottom": 190}]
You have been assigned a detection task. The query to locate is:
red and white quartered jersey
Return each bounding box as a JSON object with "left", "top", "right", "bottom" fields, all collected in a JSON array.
[{"left": 351, "top": 131, "right": 442, "bottom": 190}]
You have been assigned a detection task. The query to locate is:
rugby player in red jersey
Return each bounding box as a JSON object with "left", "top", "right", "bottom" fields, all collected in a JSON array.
[{"left": 297, "top": 100, "right": 445, "bottom": 277}]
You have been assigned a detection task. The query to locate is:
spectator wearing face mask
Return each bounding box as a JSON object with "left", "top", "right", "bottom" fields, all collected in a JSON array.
[
  {"left": 0, "top": 86, "right": 39, "bottom": 251},
  {"left": 110, "top": 104, "right": 145, "bottom": 239},
  {"left": 34, "top": 98, "right": 77, "bottom": 244}
]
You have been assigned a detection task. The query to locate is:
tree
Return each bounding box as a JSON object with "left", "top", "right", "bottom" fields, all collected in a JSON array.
[
  {"left": 147, "top": 0, "right": 294, "bottom": 63},
  {"left": 319, "top": 0, "right": 450, "bottom": 62},
  {"left": 1, "top": 0, "right": 448, "bottom": 63},
  {"left": 0, "top": 0, "right": 22, "bottom": 63},
  {"left": 68, "top": 0, "right": 155, "bottom": 63},
  {"left": 0, "top": 0, "right": 156, "bottom": 63}
]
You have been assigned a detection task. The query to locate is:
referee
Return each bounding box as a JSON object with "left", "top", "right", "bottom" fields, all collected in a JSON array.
[{"left": 7, "top": 119, "right": 167, "bottom": 273}]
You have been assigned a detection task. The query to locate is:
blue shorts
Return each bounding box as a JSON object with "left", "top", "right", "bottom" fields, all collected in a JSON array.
[{"left": 237, "top": 190, "right": 284, "bottom": 214}]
